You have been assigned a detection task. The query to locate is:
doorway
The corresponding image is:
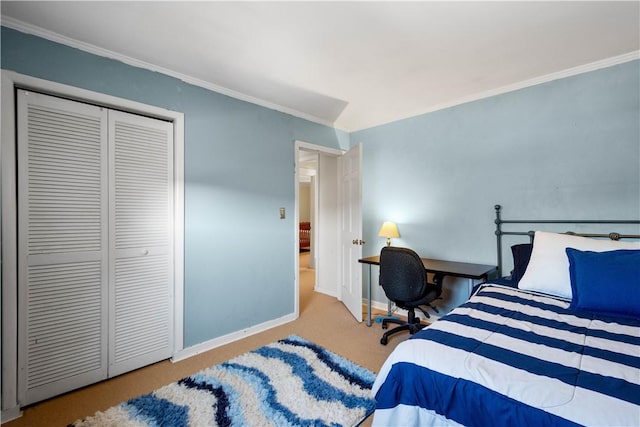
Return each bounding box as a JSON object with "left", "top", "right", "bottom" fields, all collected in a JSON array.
[
  {"left": 294, "top": 141, "right": 362, "bottom": 321},
  {"left": 294, "top": 141, "right": 342, "bottom": 318},
  {"left": 297, "top": 148, "right": 317, "bottom": 314}
]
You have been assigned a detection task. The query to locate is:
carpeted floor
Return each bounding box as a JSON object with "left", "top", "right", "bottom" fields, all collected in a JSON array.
[{"left": 5, "top": 252, "right": 406, "bottom": 427}]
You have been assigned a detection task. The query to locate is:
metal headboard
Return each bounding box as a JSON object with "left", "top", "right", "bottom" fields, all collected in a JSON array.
[{"left": 494, "top": 204, "right": 640, "bottom": 277}]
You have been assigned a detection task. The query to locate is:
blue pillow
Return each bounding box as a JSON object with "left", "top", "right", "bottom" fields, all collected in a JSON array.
[{"left": 566, "top": 248, "right": 640, "bottom": 319}]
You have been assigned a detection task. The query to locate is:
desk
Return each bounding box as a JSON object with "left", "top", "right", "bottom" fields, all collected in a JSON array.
[{"left": 358, "top": 256, "right": 498, "bottom": 326}]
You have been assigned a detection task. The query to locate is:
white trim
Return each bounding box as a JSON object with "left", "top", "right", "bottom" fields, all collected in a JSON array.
[
  {"left": 0, "top": 70, "right": 185, "bottom": 414},
  {"left": 0, "top": 406, "right": 22, "bottom": 424},
  {"left": 367, "top": 299, "right": 443, "bottom": 323},
  {"left": 294, "top": 143, "right": 301, "bottom": 320},
  {"left": 509, "top": 51, "right": 640, "bottom": 89},
  {"left": 314, "top": 287, "right": 338, "bottom": 298},
  {"left": 296, "top": 140, "right": 344, "bottom": 157},
  {"left": 171, "top": 313, "right": 297, "bottom": 363},
  {"left": 173, "top": 118, "right": 185, "bottom": 356},
  {"left": 1, "top": 17, "right": 336, "bottom": 130},
  {"left": 3, "top": 16, "right": 638, "bottom": 133},
  {"left": 364, "top": 50, "right": 640, "bottom": 131},
  {"left": 1, "top": 72, "right": 20, "bottom": 417},
  {"left": 294, "top": 140, "right": 345, "bottom": 322}
]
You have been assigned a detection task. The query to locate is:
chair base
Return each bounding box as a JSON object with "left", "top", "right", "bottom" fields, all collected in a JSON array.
[{"left": 380, "top": 313, "right": 427, "bottom": 345}]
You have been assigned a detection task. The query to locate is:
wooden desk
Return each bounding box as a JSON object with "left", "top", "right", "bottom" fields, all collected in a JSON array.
[{"left": 358, "top": 255, "right": 497, "bottom": 326}]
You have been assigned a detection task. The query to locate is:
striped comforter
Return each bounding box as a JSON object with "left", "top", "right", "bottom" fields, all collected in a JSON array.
[{"left": 372, "top": 285, "right": 640, "bottom": 427}]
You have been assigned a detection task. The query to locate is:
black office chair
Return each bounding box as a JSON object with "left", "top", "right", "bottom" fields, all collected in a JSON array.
[{"left": 379, "top": 246, "right": 443, "bottom": 345}]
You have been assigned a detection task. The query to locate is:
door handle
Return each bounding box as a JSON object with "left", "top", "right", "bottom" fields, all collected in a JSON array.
[{"left": 352, "top": 239, "right": 366, "bottom": 245}]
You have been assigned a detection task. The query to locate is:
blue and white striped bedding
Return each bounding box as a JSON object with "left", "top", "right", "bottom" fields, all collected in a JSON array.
[{"left": 371, "top": 284, "right": 640, "bottom": 426}]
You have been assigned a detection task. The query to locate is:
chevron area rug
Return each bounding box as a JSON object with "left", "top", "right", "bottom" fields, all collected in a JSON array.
[{"left": 71, "top": 335, "right": 377, "bottom": 427}]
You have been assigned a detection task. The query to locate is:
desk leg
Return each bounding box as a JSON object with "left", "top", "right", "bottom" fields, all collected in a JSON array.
[{"left": 367, "top": 264, "right": 372, "bottom": 327}]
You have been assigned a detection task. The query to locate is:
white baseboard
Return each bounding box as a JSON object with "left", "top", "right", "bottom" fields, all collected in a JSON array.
[
  {"left": 313, "top": 286, "right": 337, "bottom": 298},
  {"left": 171, "top": 312, "right": 297, "bottom": 363},
  {"left": 0, "top": 313, "right": 298, "bottom": 423},
  {"left": 365, "top": 298, "right": 443, "bottom": 323},
  {"left": 1, "top": 406, "right": 22, "bottom": 424}
]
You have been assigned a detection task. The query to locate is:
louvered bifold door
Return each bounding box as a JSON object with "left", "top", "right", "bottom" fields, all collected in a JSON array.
[
  {"left": 17, "top": 90, "right": 109, "bottom": 405},
  {"left": 108, "top": 110, "right": 174, "bottom": 377}
]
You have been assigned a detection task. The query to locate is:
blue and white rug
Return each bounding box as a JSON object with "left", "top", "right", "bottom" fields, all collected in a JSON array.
[{"left": 72, "top": 335, "right": 377, "bottom": 426}]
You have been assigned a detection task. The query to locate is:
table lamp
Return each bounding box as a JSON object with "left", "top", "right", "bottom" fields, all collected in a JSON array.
[{"left": 378, "top": 221, "right": 400, "bottom": 246}]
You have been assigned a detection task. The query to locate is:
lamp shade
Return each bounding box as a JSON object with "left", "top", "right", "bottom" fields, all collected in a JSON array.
[{"left": 378, "top": 221, "right": 400, "bottom": 238}]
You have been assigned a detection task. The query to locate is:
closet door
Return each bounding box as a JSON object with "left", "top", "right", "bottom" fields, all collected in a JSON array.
[
  {"left": 108, "top": 110, "right": 174, "bottom": 376},
  {"left": 17, "top": 90, "right": 109, "bottom": 405}
]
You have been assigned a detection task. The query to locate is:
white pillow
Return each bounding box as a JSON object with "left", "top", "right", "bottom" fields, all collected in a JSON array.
[{"left": 518, "top": 231, "right": 640, "bottom": 299}]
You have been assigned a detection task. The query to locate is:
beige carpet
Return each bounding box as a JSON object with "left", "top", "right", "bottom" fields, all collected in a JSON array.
[{"left": 5, "top": 252, "right": 407, "bottom": 427}]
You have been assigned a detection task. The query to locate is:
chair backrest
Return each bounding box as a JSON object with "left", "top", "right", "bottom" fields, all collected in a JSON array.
[{"left": 379, "top": 246, "right": 428, "bottom": 303}]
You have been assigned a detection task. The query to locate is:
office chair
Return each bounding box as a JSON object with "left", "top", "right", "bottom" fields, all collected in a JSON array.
[{"left": 378, "top": 246, "right": 443, "bottom": 345}]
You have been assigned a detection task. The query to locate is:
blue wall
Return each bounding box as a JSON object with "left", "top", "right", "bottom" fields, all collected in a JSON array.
[
  {"left": 3, "top": 26, "right": 639, "bottom": 333},
  {"left": 1, "top": 27, "right": 349, "bottom": 346},
  {"left": 353, "top": 60, "right": 640, "bottom": 310}
]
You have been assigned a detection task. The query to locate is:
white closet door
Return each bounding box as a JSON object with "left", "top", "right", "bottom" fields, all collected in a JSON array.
[
  {"left": 17, "top": 90, "right": 109, "bottom": 405},
  {"left": 108, "top": 110, "right": 174, "bottom": 376}
]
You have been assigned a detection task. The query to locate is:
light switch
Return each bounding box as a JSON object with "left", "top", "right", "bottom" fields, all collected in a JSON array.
[{"left": 280, "top": 207, "right": 286, "bottom": 219}]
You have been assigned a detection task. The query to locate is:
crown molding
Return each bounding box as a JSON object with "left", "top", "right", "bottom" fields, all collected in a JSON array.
[
  {"left": 454, "top": 50, "right": 640, "bottom": 108},
  {"left": 3, "top": 16, "right": 638, "bottom": 133},
  {"left": 1, "top": 16, "right": 338, "bottom": 130},
  {"left": 358, "top": 50, "right": 640, "bottom": 132}
]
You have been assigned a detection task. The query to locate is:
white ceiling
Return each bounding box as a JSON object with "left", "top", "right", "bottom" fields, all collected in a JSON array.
[{"left": 2, "top": 1, "right": 639, "bottom": 131}]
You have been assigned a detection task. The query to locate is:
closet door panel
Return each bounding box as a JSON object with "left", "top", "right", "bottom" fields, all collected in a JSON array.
[
  {"left": 17, "top": 90, "right": 108, "bottom": 405},
  {"left": 108, "top": 110, "right": 174, "bottom": 376}
]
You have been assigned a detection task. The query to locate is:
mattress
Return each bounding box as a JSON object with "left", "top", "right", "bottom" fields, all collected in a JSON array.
[{"left": 371, "top": 284, "right": 640, "bottom": 426}]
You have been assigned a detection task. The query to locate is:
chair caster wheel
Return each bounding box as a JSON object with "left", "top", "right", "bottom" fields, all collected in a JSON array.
[
  {"left": 380, "top": 337, "right": 388, "bottom": 345},
  {"left": 382, "top": 324, "right": 388, "bottom": 330}
]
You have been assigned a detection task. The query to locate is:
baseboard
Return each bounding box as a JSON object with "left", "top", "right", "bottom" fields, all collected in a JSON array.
[
  {"left": 366, "top": 299, "right": 443, "bottom": 323},
  {"left": 171, "top": 312, "right": 297, "bottom": 363},
  {"left": 313, "top": 286, "right": 337, "bottom": 298},
  {"left": 1, "top": 406, "right": 22, "bottom": 424},
  {"left": 0, "top": 314, "right": 298, "bottom": 422}
]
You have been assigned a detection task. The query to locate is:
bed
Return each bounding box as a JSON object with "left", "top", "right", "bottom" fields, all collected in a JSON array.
[
  {"left": 371, "top": 205, "right": 640, "bottom": 426},
  {"left": 300, "top": 221, "right": 311, "bottom": 251}
]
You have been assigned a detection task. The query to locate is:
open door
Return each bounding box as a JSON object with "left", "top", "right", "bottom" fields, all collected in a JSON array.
[{"left": 339, "top": 143, "right": 363, "bottom": 322}]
